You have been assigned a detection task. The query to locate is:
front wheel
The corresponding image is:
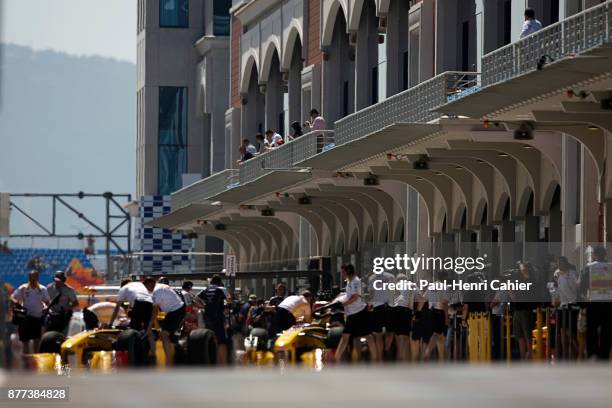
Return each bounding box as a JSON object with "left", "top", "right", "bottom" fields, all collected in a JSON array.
[
  {"left": 39, "top": 331, "right": 65, "bottom": 354},
  {"left": 187, "top": 329, "right": 217, "bottom": 366}
]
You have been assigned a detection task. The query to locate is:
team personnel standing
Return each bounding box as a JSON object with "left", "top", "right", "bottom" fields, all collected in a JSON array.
[
  {"left": 10, "top": 271, "right": 50, "bottom": 353},
  {"left": 423, "top": 274, "right": 449, "bottom": 361},
  {"left": 144, "top": 278, "right": 186, "bottom": 366},
  {"left": 393, "top": 274, "right": 415, "bottom": 361},
  {"left": 109, "top": 279, "right": 153, "bottom": 331},
  {"left": 199, "top": 275, "right": 229, "bottom": 365},
  {"left": 335, "top": 264, "right": 378, "bottom": 363},
  {"left": 274, "top": 291, "right": 312, "bottom": 332},
  {"left": 45, "top": 271, "right": 78, "bottom": 334},
  {"left": 368, "top": 271, "right": 395, "bottom": 361},
  {"left": 579, "top": 247, "right": 612, "bottom": 360}
]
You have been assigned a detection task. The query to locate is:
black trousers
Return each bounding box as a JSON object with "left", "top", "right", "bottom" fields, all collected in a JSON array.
[{"left": 586, "top": 303, "right": 612, "bottom": 360}]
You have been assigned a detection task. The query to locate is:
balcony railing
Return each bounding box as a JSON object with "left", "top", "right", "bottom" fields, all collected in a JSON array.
[
  {"left": 238, "top": 130, "right": 334, "bottom": 184},
  {"left": 334, "top": 71, "right": 480, "bottom": 146},
  {"left": 482, "top": 1, "right": 612, "bottom": 87},
  {"left": 171, "top": 169, "right": 238, "bottom": 209}
]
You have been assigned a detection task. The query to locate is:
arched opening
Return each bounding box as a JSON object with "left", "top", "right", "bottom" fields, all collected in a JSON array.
[
  {"left": 385, "top": 0, "right": 410, "bottom": 96},
  {"left": 548, "top": 185, "right": 562, "bottom": 243},
  {"left": 241, "top": 63, "right": 265, "bottom": 140},
  {"left": 286, "top": 34, "right": 303, "bottom": 129},
  {"left": 323, "top": 7, "right": 354, "bottom": 124},
  {"left": 265, "top": 51, "right": 284, "bottom": 136},
  {"left": 380, "top": 221, "right": 389, "bottom": 243},
  {"left": 394, "top": 219, "right": 405, "bottom": 242},
  {"left": 355, "top": 0, "right": 381, "bottom": 109}
]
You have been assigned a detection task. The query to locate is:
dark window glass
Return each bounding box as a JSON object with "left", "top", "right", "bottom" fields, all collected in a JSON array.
[
  {"left": 402, "top": 51, "right": 409, "bottom": 91},
  {"left": 371, "top": 66, "right": 378, "bottom": 105},
  {"left": 213, "top": 0, "right": 231, "bottom": 36},
  {"left": 503, "top": 0, "right": 511, "bottom": 45},
  {"left": 160, "top": 0, "right": 189, "bottom": 28},
  {"left": 158, "top": 87, "right": 188, "bottom": 195},
  {"left": 461, "top": 21, "right": 469, "bottom": 71}
]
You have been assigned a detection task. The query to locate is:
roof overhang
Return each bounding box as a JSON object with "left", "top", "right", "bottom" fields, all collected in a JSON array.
[
  {"left": 437, "top": 45, "right": 612, "bottom": 118},
  {"left": 208, "top": 169, "right": 312, "bottom": 205},
  {"left": 297, "top": 123, "right": 441, "bottom": 171},
  {"left": 146, "top": 203, "right": 224, "bottom": 230}
]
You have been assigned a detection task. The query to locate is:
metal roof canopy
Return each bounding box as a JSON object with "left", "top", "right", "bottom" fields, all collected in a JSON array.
[
  {"left": 148, "top": 269, "right": 326, "bottom": 280},
  {"left": 297, "top": 123, "right": 441, "bottom": 171},
  {"left": 146, "top": 203, "right": 223, "bottom": 229},
  {"left": 436, "top": 45, "right": 612, "bottom": 118},
  {"left": 208, "top": 169, "right": 312, "bottom": 205}
]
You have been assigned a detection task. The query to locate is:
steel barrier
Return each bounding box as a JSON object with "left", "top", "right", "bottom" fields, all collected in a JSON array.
[
  {"left": 482, "top": 1, "right": 612, "bottom": 87},
  {"left": 334, "top": 71, "right": 479, "bottom": 146},
  {"left": 171, "top": 169, "right": 239, "bottom": 209}
]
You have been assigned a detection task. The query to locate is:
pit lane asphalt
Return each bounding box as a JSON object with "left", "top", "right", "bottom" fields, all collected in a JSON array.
[{"left": 1, "top": 364, "right": 611, "bottom": 408}]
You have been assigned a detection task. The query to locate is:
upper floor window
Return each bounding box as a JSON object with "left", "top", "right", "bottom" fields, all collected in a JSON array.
[
  {"left": 213, "top": 0, "right": 231, "bottom": 36},
  {"left": 160, "top": 0, "right": 189, "bottom": 28}
]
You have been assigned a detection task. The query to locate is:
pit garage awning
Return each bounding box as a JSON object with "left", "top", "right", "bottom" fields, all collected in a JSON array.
[
  {"left": 146, "top": 203, "right": 223, "bottom": 230},
  {"left": 207, "top": 169, "right": 312, "bottom": 205},
  {"left": 436, "top": 45, "right": 612, "bottom": 118},
  {"left": 297, "top": 123, "right": 441, "bottom": 171}
]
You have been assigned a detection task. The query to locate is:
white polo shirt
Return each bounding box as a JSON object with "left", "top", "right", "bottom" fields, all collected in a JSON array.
[
  {"left": 15, "top": 283, "right": 50, "bottom": 318},
  {"left": 344, "top": 276, "right": 367, "bottom": 316},
  {"left": 368, "top": 272, "right": 395, "bottom": 307},
  {"left": 152, "top": 284, "right": 184, "bottom": 313},
  {"left": 116, "top": 282, "right": 152, "bottom": 307},
  {"left": 278, "top": 295, "right": 311, "bottom": 320},
  {"left": 394, "top": 278, "right": 416, "bottom": 309}
]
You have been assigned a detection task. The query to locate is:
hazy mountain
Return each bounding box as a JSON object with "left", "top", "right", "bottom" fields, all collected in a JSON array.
[{"left": 0, "top": 44, "right": 135, "bottom": 240}]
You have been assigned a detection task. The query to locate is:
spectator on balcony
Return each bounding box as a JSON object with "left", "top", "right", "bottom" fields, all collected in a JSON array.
[
  {"left": 266, "top": 129, "right": 284, "bottom": 147},
  {"left": 288, "top": 122, "right": 303, "bottom": 141},
  {"left": 242, "top": 138, "right": 257, "bottom": 155},
  {"left": 255, "top": 132, "right": 270, "bottom": 154},
  {"left": 237, "top": 145, "right": 253, "bottom": 163},
  {"left": 304, "top": 109, "right": 326, "bottom": 131},
  {"left": 520, "top": 8, "right": 542, "bottom": 38}
]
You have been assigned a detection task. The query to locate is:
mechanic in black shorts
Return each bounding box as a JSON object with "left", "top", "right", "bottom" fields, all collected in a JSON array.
[
  {"left": 423, "top": 280, "right": 449, "bottom": 361},
  {"left": 368, "top": 271, "right": 395, "bottom": 361},
  {"left": 198, "top": 275, "right": 229, "bottom": 365},
  {"left": 393, "top": 274, "right": 414, "bottom": 361},
  {"left": 109, "top": 279, "right": 154, "bottom": 331},
  {"left": 144, "top": 278, "right": 185, "bottom": 366},
  {"left": 335, "top": 264, "right": 378, "bottom": 362}
]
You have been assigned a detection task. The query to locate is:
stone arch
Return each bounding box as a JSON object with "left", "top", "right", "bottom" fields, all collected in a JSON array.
[
  {"left": 453, "top": 202, "right": 467, "bottom": 231},
  {"left": 239, "top": 51, "right": 259, "bottom": 95},
  {"left": 281, "top": 22, "right": 303, "bottom": 71},
  {"left": 322, "top": 0, "right": 349, "bottom": 47},
  {"left": 494, "top": 192, "right": 510, "bottom": 223},
  {"left": 473, "top": 198, "right": 488, "bottom": 227},
  {"left": 542, "top": 181, "right": 562, "bottom": 213},
  {"left": 394, "top": 218, "right": 405, "bottom": 242},
  {"left": 259, "top": 39, "right": 282, "bottom": 84},
  {"left": 517, "top": 187, "right": 535, "bottom": 217},
  {"left": 379, "top": 220, "right": 389, "bottom": 242}
]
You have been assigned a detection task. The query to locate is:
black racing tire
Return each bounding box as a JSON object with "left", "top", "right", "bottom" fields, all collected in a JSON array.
[
  {"left": 39, "top": 331, "right": 65, "bottom": 354},
  {"left": 326, "top": 326, "right": 344, "bottom": 349},
  {"left": 249, "top": 328, "right": 269, "bottom": 351},
  {"left": 115, "top": 329, "right": 148, "bottom": 366},
  {"left": 187, "top": 329, "right": 217, "bottom": 366}
]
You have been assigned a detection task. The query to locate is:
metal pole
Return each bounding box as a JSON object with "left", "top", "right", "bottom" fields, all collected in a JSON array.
[
  {"left": 106, "top": 196, "right": 111, "bottom": 279},
  {"left": 127, "top": 194, "right": 132, "bottom": 277}
]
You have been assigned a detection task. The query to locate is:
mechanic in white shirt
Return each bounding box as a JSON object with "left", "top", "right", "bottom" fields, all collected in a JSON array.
[
  {"left": 10, "top": 270, "right": 50, "bottom": 353},
  {"left": 144, "top": 279, "right": 186, "bottom": 366},
  {"left": 335, "top": 264, "right": 378, "bottom": 362},
  {"left": 368, "top": 271, "right": 396, "bottom": 361},
  {"left": 109, "top": 279, "right": 153, "bottom": 331},
  {"left": 392, "top": 274, "right": 415, "bottom": 361},
  {"left": 520, "top": 8, "right": 543, "bottom": 38},
  {"left": 265, "top": 129, "right": 285, "bottom": 147},
  {"left": 275, "top": 291, "right": 312, "bottom": 331}
]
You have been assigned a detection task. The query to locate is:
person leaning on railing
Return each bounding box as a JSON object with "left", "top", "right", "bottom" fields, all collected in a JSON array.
[{"left": 304, "top": 109, "right": 326, "bottom": 131}]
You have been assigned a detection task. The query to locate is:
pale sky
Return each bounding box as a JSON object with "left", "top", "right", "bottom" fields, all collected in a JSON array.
[{"left": 2, "top": 0, "right": 137, "bottom": 63}]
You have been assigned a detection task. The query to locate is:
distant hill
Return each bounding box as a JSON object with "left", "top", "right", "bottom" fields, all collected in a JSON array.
[{"left": 0, "top": 44, "right": 135, "bottom": 240}]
